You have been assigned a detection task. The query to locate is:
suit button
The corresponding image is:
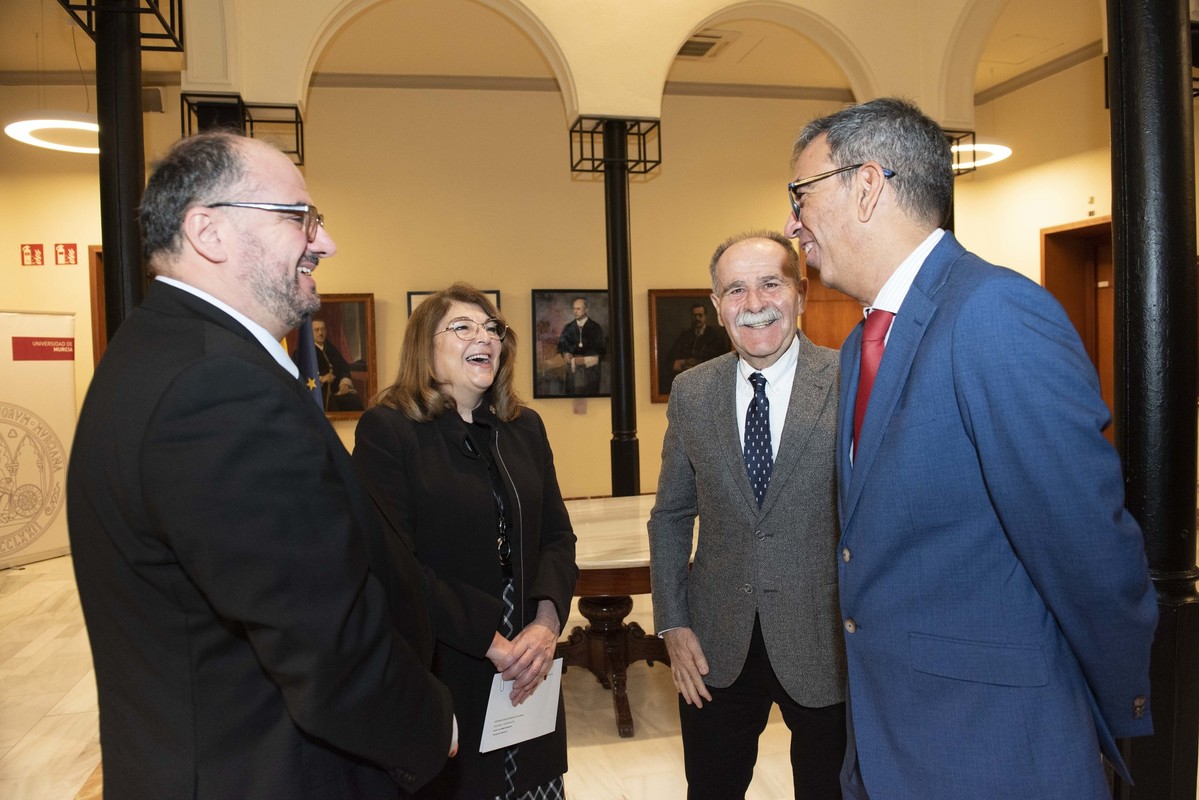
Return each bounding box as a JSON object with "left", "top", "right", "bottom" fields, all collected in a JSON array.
[
  {"left": 742, "top": 584, "right": 753, "bottom": 594},
  {"left": 844, "top": 618, "right": 857, "bottom": 633},
  {"left": 841, "top": 547, "right": 851, "bottom": 563},
  {"left": 1133, "top": 695, "right": 1147, "bottom": 719},
  {"left": 756, "top": 530, "right": 765, "bottom": 540}
]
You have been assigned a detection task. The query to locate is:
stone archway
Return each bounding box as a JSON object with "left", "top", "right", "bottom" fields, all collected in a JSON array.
[
  {"left": 938, "top": 0, "right": 1011, "bottom": 130},
  {"left": 681, "top": 1, "right": 880, "bottom": 105},
  {"left": 301, "top": 0, "right": 577, "bottom": 118}
]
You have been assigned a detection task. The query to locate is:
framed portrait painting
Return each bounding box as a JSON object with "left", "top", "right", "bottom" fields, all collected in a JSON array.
[
  {"left": 284, "top": 293, "right": 377, "bottom": 420},
  {"left": 648, "top": 289, "right": 731, "bottom": 403},
  {"left": 531, "top": 289, "right": 611, "bottom": 398},
  {"left": 407, "top": 289, "right": 501, "bottom": 316}
]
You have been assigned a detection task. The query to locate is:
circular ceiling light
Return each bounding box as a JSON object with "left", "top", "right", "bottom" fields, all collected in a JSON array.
[
  {"left": 951, "top": 142, "right": 1012, "bottom": 170},
  {"left": 4, "top": 112, "right": 99, "bottom": 154}
]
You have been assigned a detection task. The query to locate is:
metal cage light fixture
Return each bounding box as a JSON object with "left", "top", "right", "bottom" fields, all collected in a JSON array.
[
  {"left": 570, "top": 117, "right": 661, "bottom": 175},
  {"left": 182, "top": 93, "right": 305, "bottom": 166},
  {"left": 56, "top": 0, "right": 184, "bottom": 52}
]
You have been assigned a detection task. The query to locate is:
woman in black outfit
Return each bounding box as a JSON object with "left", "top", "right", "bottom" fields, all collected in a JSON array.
[{"left": 354, "top": 283, "right": 577, "bottom": 799}]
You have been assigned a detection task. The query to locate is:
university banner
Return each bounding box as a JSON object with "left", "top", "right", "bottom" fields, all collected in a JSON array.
[{"left": 0, "top": 312, "right": 75, "bottom": 568}]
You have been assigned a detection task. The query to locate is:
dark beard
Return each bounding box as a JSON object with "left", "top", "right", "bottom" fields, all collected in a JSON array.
[{"left": 240, "top": 235, "right": 320, "bottom": 330}]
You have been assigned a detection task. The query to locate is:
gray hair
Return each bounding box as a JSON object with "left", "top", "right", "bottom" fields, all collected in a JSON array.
[
  {"left": 708, "top": 230, "right": 800, "bottom": 291},
  {"left": 140, "top": 131, "right": 248, "bottom": 269},
  {"left": 792, "top": 97, "right": 953, "bottom": 228}
]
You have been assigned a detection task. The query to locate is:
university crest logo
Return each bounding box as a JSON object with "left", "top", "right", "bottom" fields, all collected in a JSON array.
[{"left": 0, "top": 401, "right": 66, "bottom": 556}]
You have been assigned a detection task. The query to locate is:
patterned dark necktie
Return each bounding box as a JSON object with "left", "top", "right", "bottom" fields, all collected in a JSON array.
[
  {"left": 744, "top": 372, "right": 773, "bottom": 507},
  {"left": 852, "top": 309, "right": 895, "bottom": 457}
]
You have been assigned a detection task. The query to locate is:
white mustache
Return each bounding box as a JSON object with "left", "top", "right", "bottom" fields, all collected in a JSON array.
[{"left": 735, "top": 307, "right": 782, "bottom": 327}]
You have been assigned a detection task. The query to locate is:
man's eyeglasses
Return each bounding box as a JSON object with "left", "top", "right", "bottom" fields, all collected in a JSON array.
[
  {"left": 787, "top": 164, "right": 896, "bottom": 220},
  {"left": 435, "top": 318, "right": 508, "bottom": 342},
  {"left": 209, "top": 202, "right": 325, "bottom": 242}
]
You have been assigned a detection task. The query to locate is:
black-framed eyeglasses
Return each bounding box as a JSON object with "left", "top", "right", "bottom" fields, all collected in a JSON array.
[
  {"left": 209, "top": 202, "right": 325, "bottom": 242},
  {"left": 435, "top": 317, "right": 508, "bottom": 342},
  {"left": 787, "top": 164, "right": 896, "bottom": 220}
]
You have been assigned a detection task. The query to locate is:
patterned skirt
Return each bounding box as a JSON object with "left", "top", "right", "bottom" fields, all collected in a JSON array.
[{"left": 498, "top": 578, "right": 565, "bottom": 800}]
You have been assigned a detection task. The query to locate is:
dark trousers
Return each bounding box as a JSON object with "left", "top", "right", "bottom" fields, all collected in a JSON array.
[{"left": 678, "top": 616, "right": 845, "bottom": 800}]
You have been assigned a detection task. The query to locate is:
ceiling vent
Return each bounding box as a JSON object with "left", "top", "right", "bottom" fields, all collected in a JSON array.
[{"left": 677, "top": 28, "right": 741, "bottom": 60}]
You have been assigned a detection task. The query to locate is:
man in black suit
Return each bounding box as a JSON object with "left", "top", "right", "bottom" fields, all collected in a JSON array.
[
  {"left": 309, "top": 317, "right": 364, "bottom": 411},
  {"left": 67, "top": 131, "right": 454, "bottom": 799},
  {"left": 663, "top": 303, "right": 729, "bottom": 394},
  {"left": 556, "top": 296, "right": 605, "bottom": 394}
]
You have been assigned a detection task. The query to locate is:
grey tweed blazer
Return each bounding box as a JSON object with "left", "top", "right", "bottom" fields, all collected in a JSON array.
[{"left": 648, "top": 331, "right": 846, "bottom": 706}]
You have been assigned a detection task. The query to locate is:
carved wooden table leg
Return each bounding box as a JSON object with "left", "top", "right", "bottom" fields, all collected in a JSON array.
[{"left": 557, "top": 593, "right": 670, "bottom": 737}]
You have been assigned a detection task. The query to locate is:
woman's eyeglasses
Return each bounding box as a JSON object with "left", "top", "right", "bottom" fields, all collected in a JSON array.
[{"left": 435, "top": 318, "right": 507, "bottom": 341}]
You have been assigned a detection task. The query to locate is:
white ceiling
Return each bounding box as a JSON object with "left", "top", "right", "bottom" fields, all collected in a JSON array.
[{"left": 0, "top": 0, "right": 1104, "bottom": 101}]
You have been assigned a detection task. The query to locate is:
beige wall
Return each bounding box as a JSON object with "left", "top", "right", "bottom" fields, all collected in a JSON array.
[
  {"left": 2, "top": 84, "right": 101, "bottom": 401},
  {"left": 954, "top": 57, "right": 1114, "bottom": 277},
  {"left": 302, "top": 86, "right": 844, "bottom": 495},
  {"left": 0, "top": 56, "right": 1179, "bottom": 498},
  {"left": 0, "top": 84, "right": 188, "bottom": 403}
]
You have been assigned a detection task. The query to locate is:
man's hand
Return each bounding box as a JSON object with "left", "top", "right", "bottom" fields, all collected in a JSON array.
[{"left": 662, "top": 627, "right": 713, "bottom": 708}]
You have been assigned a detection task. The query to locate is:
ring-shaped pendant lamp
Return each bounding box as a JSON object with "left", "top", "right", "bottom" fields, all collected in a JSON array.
[
  {"left": 951, "top": 143, "right": 1012, "bottom": 170},
  {"left": 4, "top": 112, "right": 100, "bottom": 154}
]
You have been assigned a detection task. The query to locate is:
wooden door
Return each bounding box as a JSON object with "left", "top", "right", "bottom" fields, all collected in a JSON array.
[
  {"left": 800, "top": 263, "right": 862, "bottom": 350},
  {"left": 1041, "top": 217, "right": 1115, "bottom": 443},
  {"left": 88, "top": 246, "right": 107, "bottom": 367}
]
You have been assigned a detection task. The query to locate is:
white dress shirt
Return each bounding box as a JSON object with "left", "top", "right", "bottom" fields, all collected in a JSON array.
[{"left": 734, "top": 333, "right": 800, "bottom": 459}]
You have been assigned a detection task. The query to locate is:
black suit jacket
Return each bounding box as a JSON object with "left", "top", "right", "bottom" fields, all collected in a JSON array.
[
  {"left": 67, "top": 281, "right": 453, "bottom": 799},
  {"left": 353, "top": 404, "right": 578, "bottom": 797},
  {"left": 556, "top": 317, "right": 605, "bottom": 358}
]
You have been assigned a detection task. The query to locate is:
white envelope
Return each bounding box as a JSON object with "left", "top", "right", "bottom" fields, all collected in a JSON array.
[{"left": 479, "top": 657, "right": 563, "bottom": 753}]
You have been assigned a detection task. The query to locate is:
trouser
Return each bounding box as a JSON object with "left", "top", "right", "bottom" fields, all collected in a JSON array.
[{"left": 678, "top": 615, "right": 845, "bottom": 799}]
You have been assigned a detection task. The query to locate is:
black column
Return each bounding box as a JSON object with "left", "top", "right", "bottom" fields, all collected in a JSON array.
[
  {"left": 1107, "top": 0, "right": 1199, "bottom": 797},
  {"left": 602, "top": 120, "right": 640, "bottom": 496},
  {"left": 95, "top": 1, "right": 145, "bottom": 336}
]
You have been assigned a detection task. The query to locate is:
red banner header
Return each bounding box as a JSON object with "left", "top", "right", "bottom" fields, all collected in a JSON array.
[{"left": 11, "top": 337, "right": 75, "bottom": 361}]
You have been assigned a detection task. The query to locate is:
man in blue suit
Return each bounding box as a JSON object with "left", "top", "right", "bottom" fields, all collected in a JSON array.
[{"left": 783, "top": 97, "right": 1157, "bottom": 798}]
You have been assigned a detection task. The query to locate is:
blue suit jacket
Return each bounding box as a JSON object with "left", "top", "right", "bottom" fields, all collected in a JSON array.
[{"left": 836, "top": 233, "right": 1156, "bottom": 799}]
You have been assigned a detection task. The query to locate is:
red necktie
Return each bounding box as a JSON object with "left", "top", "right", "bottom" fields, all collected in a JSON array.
[{"left": 852, "top": 309, "right": 895, "bottom": 456}]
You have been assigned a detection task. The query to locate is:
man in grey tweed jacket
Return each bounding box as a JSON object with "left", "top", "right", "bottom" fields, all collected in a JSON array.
[{"left": 648, "top": 230, "right": 846, "bottom": 800}]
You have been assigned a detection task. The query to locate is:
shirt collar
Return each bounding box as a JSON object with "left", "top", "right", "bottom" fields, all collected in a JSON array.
[
  {"left": 737, "top": 330, "right": 800, "bottom": 385},
  {"left": 155, "top": 276, "right": 299, "bottom": 378},
  {"left": 867, "top": 228, "right": 945, "bottom": 318}
]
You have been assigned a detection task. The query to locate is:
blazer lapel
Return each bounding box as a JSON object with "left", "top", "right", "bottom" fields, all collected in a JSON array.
[
  {"left": 842, "top": 289, "right": 934, "bottom": 523},
  {"left": 760, "top": 333, "right": 833, "bottom": 518},
  {"left": 710, "top": 355, "right": 761, "bottom": 512},
  {"left": 148, "top": 281, "right": 331, "bottom": 424},
  {"left": 837, "top": 323, "right": 863, "bottom": 518},
  {"left": 841, "top": 234, "right": 965, "bottom": 527}
]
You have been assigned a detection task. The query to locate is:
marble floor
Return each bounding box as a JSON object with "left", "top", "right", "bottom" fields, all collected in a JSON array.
[{"left": 0, "top": 555, "right": 793, "bottom": 800}]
